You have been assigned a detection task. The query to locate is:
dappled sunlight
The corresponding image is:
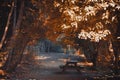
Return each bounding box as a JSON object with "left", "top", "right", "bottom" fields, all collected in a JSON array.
[
  {"left": 79, "top": 54, "right": 86, "bottom": 58},
  {"left": 77, "top": 62, "right": 93, "bottom": 67},
  {"left": 34, "top": 56, "right": 51, "bottom": 60}
]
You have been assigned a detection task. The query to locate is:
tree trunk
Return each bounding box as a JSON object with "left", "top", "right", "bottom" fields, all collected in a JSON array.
[
  {"left": 4, "top": 33, "right": 29, "bottom": 72},
  {"left": 91, "top": 42, "right": 99, "bottom": 69},
  {"left": 112, "top": 39, "right": 119, "bottom": 75},
  {"left": 2, "top": 0, "right": 27, "bottom": 72},
  {"left": 81, "top": 40, "right": 99, "bottom": 69},
  {"left": 111, "top": 14, "right": 120, "bottom": 75}
]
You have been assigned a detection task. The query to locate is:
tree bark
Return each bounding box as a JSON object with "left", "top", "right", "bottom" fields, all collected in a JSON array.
[
  {"left": 5, "top": 33, "right": 29, "bottom": 72},
  {"left": 112, "top": 38, "right": 120, "bottom": 75},
  {"left": 81, "top": 40, "right": 99, "bottom": 69},
  {"left": 90, "top": 42, "right": 99, "bottom": 69},
  {"left": 111, "top": 12, "right": 120, "bottom": 75},
  {"left": 2, "top": 0, "right": 27, "bottom": 72}
]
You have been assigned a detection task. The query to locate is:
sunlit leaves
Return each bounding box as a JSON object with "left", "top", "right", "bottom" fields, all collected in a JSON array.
[
  {"left": 85, "top": 6, "right": 96, "bottom": 16},
  {"left": 78, "top": 29, "right": 111, "bottom": 42},
  {"left": 54, "top": 1, "right": 60, "bottom": 7},
  {"left": 53, "top": 0, "right": 120, "bottom": 42},
  {"left": 102, "top": 10, "right": 109, "bottom": 19}
]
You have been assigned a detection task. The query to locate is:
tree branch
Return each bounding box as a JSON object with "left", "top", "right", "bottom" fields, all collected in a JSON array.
[{"left": 0, "top": 2, "right": 14, "bottom": 50}]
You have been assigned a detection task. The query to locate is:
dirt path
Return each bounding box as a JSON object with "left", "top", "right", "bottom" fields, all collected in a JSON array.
[{"left": 8, "top": 53, "right": 102, "bottom": 80}]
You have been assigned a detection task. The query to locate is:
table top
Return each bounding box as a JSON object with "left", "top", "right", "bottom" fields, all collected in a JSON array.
[{"left": 66, "top": 60, "right": 78, "bottom": 63}]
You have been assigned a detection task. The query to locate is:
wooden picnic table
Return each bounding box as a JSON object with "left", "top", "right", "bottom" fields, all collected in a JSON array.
[{"left": 60, "top": 60, "right": 83, "bottom": 72}]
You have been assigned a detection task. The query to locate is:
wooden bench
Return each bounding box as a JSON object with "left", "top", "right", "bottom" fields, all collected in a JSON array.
[{"left": 60, "top": 60, "right": 83, "bottom": 72}]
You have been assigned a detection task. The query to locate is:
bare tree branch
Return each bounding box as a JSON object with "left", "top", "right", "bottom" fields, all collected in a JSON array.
[{"left": 0, "top": 2, "right": 14, "bottom": 50}]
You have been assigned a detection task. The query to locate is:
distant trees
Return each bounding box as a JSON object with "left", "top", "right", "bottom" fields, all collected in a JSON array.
[{"left": 35, "top": 39, "right": 63, "bottom": 53}]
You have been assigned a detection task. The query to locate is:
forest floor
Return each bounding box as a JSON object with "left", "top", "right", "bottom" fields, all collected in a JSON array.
[{"left": 7, "top": 52, "right": 120, "bottom": 80}]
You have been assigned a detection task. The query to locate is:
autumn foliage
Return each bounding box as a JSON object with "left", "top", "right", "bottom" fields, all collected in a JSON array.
[{"left": 0, "top": 0, "right": 120, "bottom": 77}]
